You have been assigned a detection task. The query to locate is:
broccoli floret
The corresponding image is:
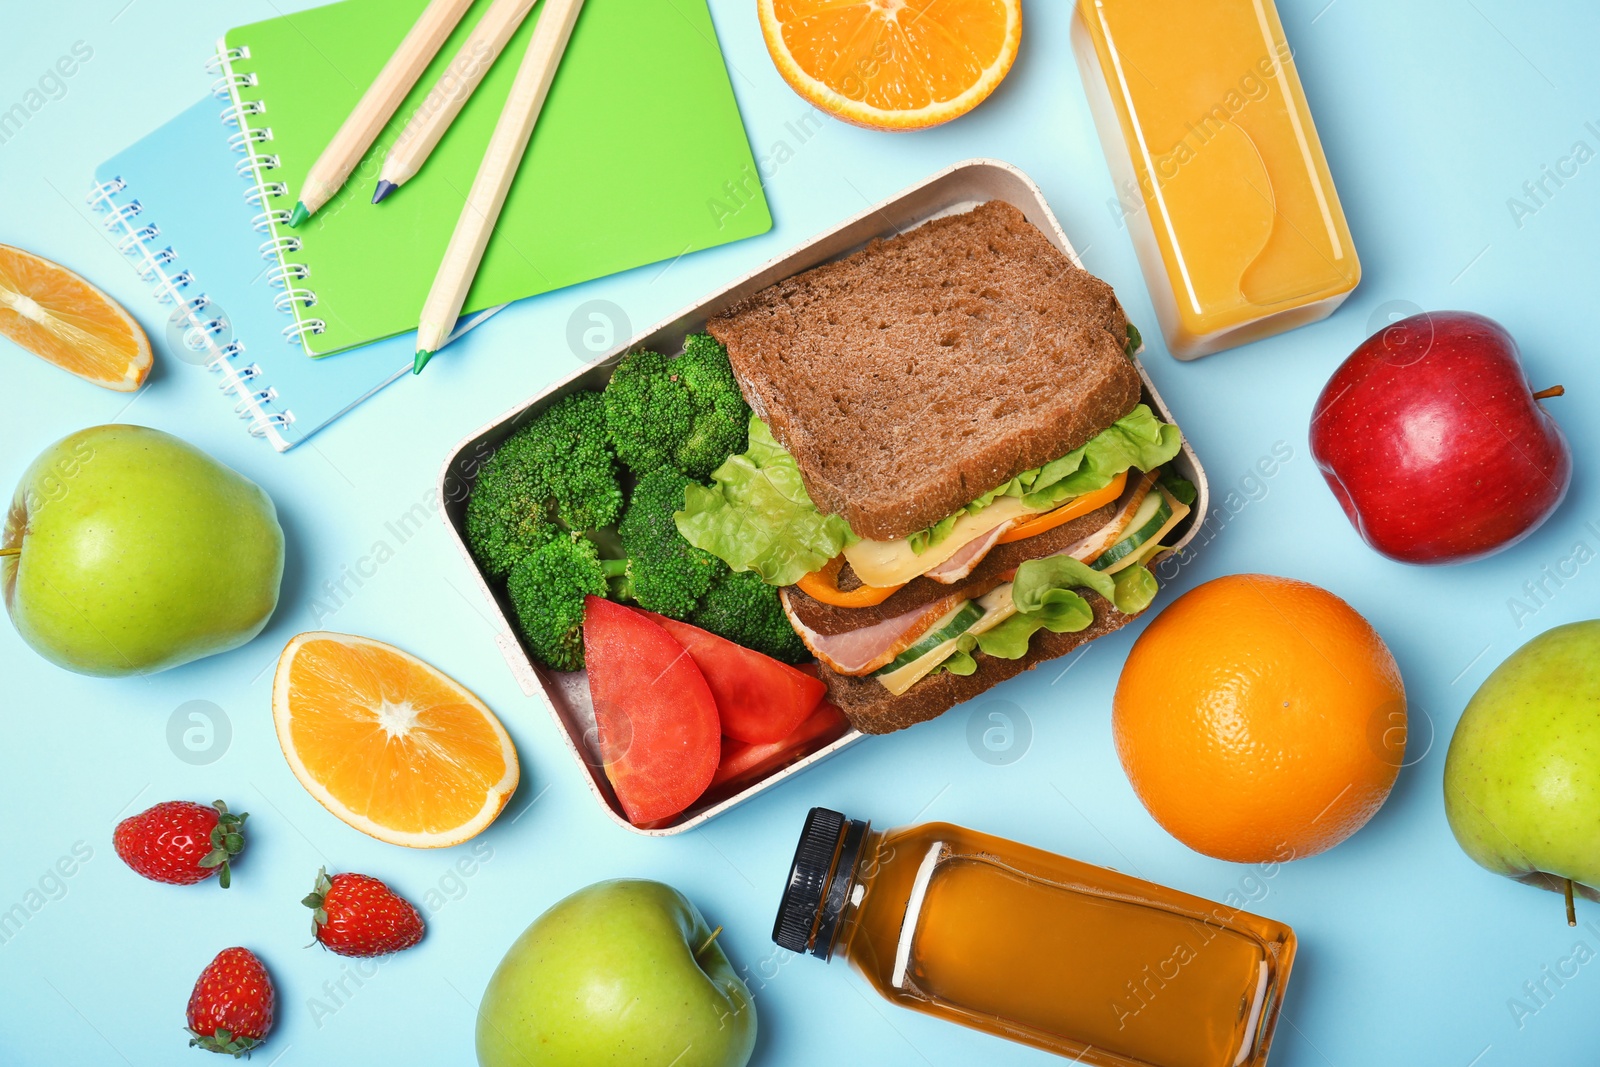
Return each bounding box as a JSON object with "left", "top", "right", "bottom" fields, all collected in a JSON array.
[
  {"left": 540, "top": 394, "right": 626, "bottom": 531},
  {"left": 689, "top": 569, "right": 808, "bottom": 664},
  {"left": 602, "top": 336, "right": 750, "bottom": 478},
  {"left": 505, "top": 535, "right": 626, "bottom": 672},
  {"left": 505, "top": 483, "right": 804, "bottom": 667},
  {"left": 617, "top": 467, "right": 727, "bottom": 618},
  {"left": 674, "top": 334, "right": 750, "bottom": 478},
  {"left": 603, "top": 349, "right": 693, "bottom": 474},
  {"left": 465, "top": 392, "right": 622, "bottom": 577}
]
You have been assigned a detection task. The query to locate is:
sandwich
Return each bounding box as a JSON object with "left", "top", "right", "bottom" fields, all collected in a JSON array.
[{"left": 674, "top": 200, "right": 1193, "bottom": 735}]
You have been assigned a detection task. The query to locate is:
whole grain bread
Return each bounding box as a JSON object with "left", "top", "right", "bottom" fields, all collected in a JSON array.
[
  {"left": 784, "top": 493, "right": 1127, "bottom": 636},
  {"left": 819, "top": 593, "right": 1138, "bottom": 735},
  {"left": 707, "top": 200, "right": 1139, "bottom": 542}
]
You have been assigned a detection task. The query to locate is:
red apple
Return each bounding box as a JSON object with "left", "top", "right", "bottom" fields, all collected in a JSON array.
[{"left": 1310, "top": 311, "right": 1571, "bottom": 564}]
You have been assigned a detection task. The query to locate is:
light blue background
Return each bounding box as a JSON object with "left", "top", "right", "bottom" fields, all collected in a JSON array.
[{"left": 3, "top": 1, "right": 1599, "bottom": 1064}]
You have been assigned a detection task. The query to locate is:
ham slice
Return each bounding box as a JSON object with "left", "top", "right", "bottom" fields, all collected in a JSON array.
[
  {"left": 917, "top": 471, "right": 1159, "bottom": 585},
  {"left": 1057, "top": 471, "right": 1159, "bottom": 564},
  {"left": 922, "top": 518, "right": 1022, "bottom": 584},
  {"left": 781, "top": 589, "right": 967, "bottom": 676}
]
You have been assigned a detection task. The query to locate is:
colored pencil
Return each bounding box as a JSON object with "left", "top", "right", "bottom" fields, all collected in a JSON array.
[
  {"left": 414, "top": 0, "right": 585, "bottom": 372},
  {"left": 289, "top": 0, "right": 476, "bottom": 227},
  {"left": 373, "top": 0, "right": 541, "bottom": 204}
]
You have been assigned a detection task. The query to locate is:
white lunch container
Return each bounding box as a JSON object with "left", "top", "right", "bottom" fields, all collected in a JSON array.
[{"left": 438, "top": 159, "right": 1211, "bottom": 835}]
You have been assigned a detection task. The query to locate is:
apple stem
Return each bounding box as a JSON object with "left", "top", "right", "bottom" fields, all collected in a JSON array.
[
  {"left": 697, "top": 926, "right": 724, "bottom": 957},
  {"left": 1565, "top": 878, "right": 1577, "bottom": 927},
  {"left": 1533, "top": 385, "right": 1566, "bottom": 400},
  {"left": 0, "top": 547, "right": 18, "bottom": 558}
]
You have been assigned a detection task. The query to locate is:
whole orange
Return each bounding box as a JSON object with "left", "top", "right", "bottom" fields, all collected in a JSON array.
[{"left": 1112, "top": 573, "right": 1405, "bottom": 863}]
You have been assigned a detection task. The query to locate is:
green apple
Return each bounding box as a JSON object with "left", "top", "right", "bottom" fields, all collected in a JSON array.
[
  {"left": 1, "top": 424, "right": 284, "bottom": 676},
  {"left": 1444, "top": 619, "right": 1600, "bottom": 918},
  {"left": 476, "top": 879, "right": 756, "bottom": 1067}
]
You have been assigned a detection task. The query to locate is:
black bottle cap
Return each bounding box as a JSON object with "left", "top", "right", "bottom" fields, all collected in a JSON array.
[
  {"left": 772, "top": 807, "right": 846, "bottom": 954},
  {"left": 812, "top": 815, "right": 868, "bottom": 960}
]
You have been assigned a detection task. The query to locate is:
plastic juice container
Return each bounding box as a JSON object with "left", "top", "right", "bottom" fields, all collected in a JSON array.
[
  {"left": 1072, "top": 0, "right": 1360, "bottom": 358},
  {"left": 775, "top": 808, "right": 1296, "bottom": 1067}
]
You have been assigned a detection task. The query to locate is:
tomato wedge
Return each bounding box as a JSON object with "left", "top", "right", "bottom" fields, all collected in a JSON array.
[
  {"left": 643, "top": 612, "right": 826, "bottom": 744},
  {"left": 710, "top": 699, "right": 851, "bottom": 792},
  {"left": 581, "top": 597, "right": 720, "bottom": 825},
  {"left": 995, "top": 470, "right": 1129, "bottom": 544},
  {"left": 794, "top": 556, "right": 905, "bottom": 607}
]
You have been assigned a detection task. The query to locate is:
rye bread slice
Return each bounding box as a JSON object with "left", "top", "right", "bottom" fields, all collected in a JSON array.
[
  {"left": 707, "top": 200, "right": 1140, "bottom": 543},
  {"left": 820, "top": 593, "right": 1138, "bottom": 735},
  {"left": 783, "top": 496, "right": 1125, "bottom": 636}
]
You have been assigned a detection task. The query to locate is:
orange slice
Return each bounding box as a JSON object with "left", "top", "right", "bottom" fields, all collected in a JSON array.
[
  {"left": 0, "top": 244, "right": 152, "bottom": 392},
  {"left": 758, "top": 0, "right": 1022, "bottom": 130},
  {"left": 272, "top": 632, "right": 519, "bottom": 849}
]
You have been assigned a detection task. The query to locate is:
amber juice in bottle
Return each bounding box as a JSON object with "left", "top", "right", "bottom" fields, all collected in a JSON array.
[{"left": 774, "top": 809, "right": 1296, "bottom": 1067}]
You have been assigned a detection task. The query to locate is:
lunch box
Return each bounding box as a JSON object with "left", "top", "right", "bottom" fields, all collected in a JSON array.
[{"left": 439, "top": 158, "right": 1211, "bottom": 835}]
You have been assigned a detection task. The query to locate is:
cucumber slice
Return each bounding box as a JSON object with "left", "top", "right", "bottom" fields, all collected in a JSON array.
[
  {"left": 1092, "top": 492, "right": 1172, "bottom": 572},
  {"left": 874, "top": 593, "right": 1019, "bottom": 695},
  {"left": 875, "top": 601, "right": 985, "bottom": 676}
]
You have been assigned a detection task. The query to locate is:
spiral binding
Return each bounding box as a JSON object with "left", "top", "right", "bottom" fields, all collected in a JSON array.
[
  {"left": 84, "top": 176, "right": 126, "bottom": 209},
  {"left": 258, "top": 234, "right": 301, "bottom": 259},
  {"left": 263, "top": 261, "right": 308, "bottom": 286},
  {"left": 203, "top": 46, "right": 250, "bottom": 75},
  {"left": 227, "top": 127, "right": 272, "bottom": 152},
  {"left": 84, "top": 176, "right": 293, "bottom": 442},
  {"left": 219, "top": 100, "right": 264, "bottom": 128},
  {"left": 116, "top": 225, "right": 160, "bottom": 254},
  {"left": 251, "top": 209, "right": 293, "bottom": 234},
  {"left": 212, "top": 39, "right": 325, "bottom": 351},
  {"left": 132, "top": 247, "right": 177, "bottom": 281},
  {"left": 210, "top": 71, "right": 256, "bottom": 99},
  {"left": 273, "top": 288, "right": 317, "bottom": 313},
  {"left": 245, "top": 182, "right": 287, "bottom": 208},
  {"left": 235, "top": 152, "right": 278, "bottom": 178}
]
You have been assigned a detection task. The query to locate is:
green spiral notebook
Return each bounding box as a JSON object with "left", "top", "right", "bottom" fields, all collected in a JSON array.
[{"left": 215, "top": 0, "right": 770, "bottom": 357}]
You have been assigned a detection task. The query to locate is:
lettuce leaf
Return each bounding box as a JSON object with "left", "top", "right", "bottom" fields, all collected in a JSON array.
[
  {"left": 675, "top": 416, "right": 858, "bottom": 586},
  {"left": 969, "top": 557, "right": 1108, "bottom": 659},
  {"left": 1112, "top": 561, "right": 1160, "bottom": 615},
  {"left": 947, "top": 554, "right": 1159, "bottom": 667},
  {"left": 1015, "top": 555, "right": 1118, "bottom": 611},
  {"left": 941, "top": 641, "right": 979, "bottom": 676},
  {"left": 908, "top": 405, "right": 1182, "bottom": 553},
  {"left": 1159, "top": 470, "right": 1197, "bottom": 506}
]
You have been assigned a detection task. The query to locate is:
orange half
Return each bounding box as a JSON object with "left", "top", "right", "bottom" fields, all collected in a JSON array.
[
  {"left": 273, "top": 632, "right": 519, "bottom": 848},
  {"left": 759, "top": 0, "right": 1022, "bottom": 130},
  {"left": 0, "top": 244, "right": 151, "bottom": 391}
]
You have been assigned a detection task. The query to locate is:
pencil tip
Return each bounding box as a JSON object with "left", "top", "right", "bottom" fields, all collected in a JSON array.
[
  {"left": 413, "top": 350, "right": 434, "bottom": 375},
  {"left": 288, "top": 201, "right": 310, "bottom": 228},
  {"left": 372, "top": 180, "right": 397, "bottom": 205}
]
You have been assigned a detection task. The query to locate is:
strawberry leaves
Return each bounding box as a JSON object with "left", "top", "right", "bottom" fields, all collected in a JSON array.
[{"left": 197, "top": 801, "right": 248, "bottom": 890}]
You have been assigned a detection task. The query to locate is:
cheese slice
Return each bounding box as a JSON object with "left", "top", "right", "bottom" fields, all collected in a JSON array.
[
  {"left": 842, "top": 497, "right": 1039, "bottom": 589},
  {"left": 1097, "top": 490, "right": 1191, "bottom": 576},
  {"left": 874, "top": 586, "right": 1018, "bottom": 696}
]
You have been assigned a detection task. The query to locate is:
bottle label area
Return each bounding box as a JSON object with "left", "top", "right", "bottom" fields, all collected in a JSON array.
[{"left": 891, "top": 846, "right": 1273, "bottom": 1067}]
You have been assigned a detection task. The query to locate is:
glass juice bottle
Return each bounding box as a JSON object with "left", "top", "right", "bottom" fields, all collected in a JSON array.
[
  {"left": 1072, "top": 0, "right": 1360, "bottom": 358},
  {"left": 775, "top": 808, "right": 1296, "bottom": 1067}
]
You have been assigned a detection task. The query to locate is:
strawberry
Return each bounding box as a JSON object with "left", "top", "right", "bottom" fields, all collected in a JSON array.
[
  {"left": 186, "top": 947, "right": 274, "bottom": 1057},
  {"left": 114, "top": 800, "right": 247, "bottom": 889},
  {"left": 303, "top": 868, "right": 425, "bottom": 958}
]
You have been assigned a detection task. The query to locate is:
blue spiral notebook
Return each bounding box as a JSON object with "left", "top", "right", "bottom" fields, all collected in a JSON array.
[{"left": 88, "top": 99, "right": 500, "bottom": 451}]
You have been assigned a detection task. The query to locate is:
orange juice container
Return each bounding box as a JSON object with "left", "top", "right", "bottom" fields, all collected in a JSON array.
[
  {"left": 775, "top": 808, "right": 1297, "bottom": 1067},
  {"left": 1072, "top": 0, "right": 1360, "bottom": 358}
]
